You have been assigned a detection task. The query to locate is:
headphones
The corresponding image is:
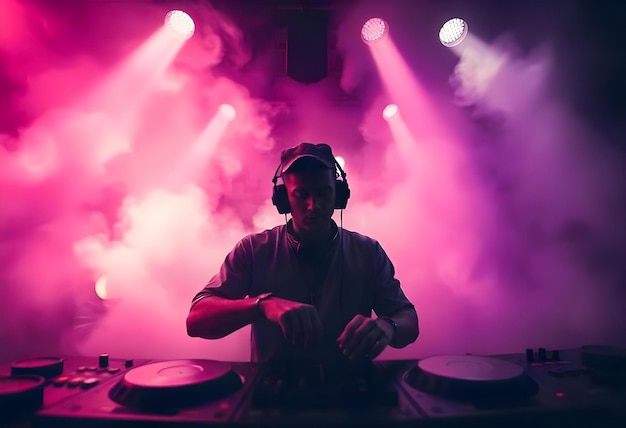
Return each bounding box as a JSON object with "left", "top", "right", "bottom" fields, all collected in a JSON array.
[{"left": 271, "top": 159, "right": 350, "bottom": 214}]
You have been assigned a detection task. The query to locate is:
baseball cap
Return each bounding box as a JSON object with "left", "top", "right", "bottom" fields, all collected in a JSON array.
[{"left": 279, "top": 142, "right": 336, "bottom": 175}]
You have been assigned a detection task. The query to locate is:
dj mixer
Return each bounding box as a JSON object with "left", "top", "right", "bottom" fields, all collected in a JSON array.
[{"left": 1, "top": 345, "right": 624, "bottom": 428}]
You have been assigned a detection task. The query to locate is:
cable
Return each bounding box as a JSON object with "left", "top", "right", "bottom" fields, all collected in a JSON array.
[{"left": 339, "top": 208, "right": 345, "bottom": 326}]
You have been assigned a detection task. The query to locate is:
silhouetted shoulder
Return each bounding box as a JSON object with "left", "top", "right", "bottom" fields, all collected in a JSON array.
[
  {"left": 338, "top": 227, "right": 384, "bottom": 249},
  {"left": 240, "top": 224, "right": 287, "bottom": 250}
]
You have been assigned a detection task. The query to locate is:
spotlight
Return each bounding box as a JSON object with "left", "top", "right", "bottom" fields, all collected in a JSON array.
[
  {"left": 439, "top": 18, "right": 467, "bottom": 47},
  {"left": 165, "top": 10, "right": 195, "bottom": 40},
  {"left": 361, "top": 18, "right": 388, "bottom": 45},
  {"left": 94, "top": 275, "right": 108, "bottom": 300},
  {"left": 218, "top": 104, "right": 237, "bottom": 121},
  {"left": 382, "top": 104, "right": 399, "bottom": 120}
]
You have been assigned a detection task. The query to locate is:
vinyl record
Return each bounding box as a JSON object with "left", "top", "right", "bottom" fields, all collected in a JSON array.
[
  {"left": 405, "top": 355, "right": 538, "bottom": 402},
  {"left": 109, "top": 359, "right": 243, "bottom": 410}
]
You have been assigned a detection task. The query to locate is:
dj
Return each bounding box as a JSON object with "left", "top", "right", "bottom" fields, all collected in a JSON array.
[{"left": 186, "top": 142, "right": 419, "bottom": 362}]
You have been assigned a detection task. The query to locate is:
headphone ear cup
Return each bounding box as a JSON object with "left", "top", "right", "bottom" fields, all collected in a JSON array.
[
  {"left": 335, "top": 180, "right": 350, "bottom": 209},
  {"left": 272, "top": 184, "right": 291, "bottom": 214}
]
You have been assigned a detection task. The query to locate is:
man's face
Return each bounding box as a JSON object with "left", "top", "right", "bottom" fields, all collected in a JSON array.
[{"left": 283, "top": 169, "right": 336, "bottom": 240}]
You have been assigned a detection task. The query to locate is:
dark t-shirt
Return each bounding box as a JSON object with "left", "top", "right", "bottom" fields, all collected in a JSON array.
[{"left": 191, "top": 221, "right": 415, "bottom": 362}]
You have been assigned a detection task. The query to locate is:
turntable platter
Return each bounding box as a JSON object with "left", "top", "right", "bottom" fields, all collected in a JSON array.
[
  {"left": 11, "top": 357, "right": 64, "bottom": 378},
  {"left": 417, "top": 355, "right": 524, "bottom": 381},
  {"left": 109, "top": 359, "right": 243, "bottom": 410},
  {"left": 124, "top": 360, "right": 233, "bottom": 387},
  {"left": 405, "top": 355, "right": 538, "bottom": 402},
  {"left": 0, "top": 375, "right": 45, "bottom": 418}
]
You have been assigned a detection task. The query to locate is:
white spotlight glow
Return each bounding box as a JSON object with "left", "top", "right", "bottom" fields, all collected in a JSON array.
[
  {"left": 382, "top": 104, "right": 399, "bottom": 120},
  {"left": 94, "top": 275, "right": 108, "bottom": 300},
  {"left": 335, "top": 155, "right": 346, "bottom": 170},
  {"left": 218, "top": 104, "right": 237, "bottom": 121},
  {"left": 165, "top": 10, "right": 195, "bottom": 40},
  {"left": 439, "top": 18, "right": 468, "bottom": 47},
  {"left": 361, "top": 18, "right": 389, "bottom": 45}
]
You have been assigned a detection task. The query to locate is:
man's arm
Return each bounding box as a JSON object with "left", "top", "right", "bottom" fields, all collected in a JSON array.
[
  {"left": 186, "top": 295, "right": 260, "bottom": 339},
  {"left": 384, "top": 306, "right": 419, "bottom": 348},
  {"left": 336, "top": 307, "right": 418, "bottom": 360},
  {"left": 336, "top": 239, "right": 419, "bottom": 360},
  {"left": 186, "top": 294, "right": 324, "bottom": 349}
]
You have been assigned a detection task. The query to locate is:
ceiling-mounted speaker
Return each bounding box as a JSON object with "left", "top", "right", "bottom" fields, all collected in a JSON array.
[{"left": 286, "top": 10, "right": 329, "bottom": 84}]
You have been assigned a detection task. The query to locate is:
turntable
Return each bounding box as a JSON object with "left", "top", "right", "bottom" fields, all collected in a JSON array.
[
  {"left": 35, "top": 358, "right": 258, "bottom": 427},
  {"left": 398, "top": 348, "right": 626, "bottom": 427}
]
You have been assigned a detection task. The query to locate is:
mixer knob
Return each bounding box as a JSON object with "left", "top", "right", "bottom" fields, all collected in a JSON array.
[
  {"left": 125, "top": 359, "right": 134, "bottom": 368},
  {"left": 67, "top": 377, "right": 85, "bottom": 387},
  {"left": 526, "top": 348, "right": 534, "bottom": 363},
  {"left": 81, "top": 378, "right": 100, "bottom": 389},
  {"left": 51, "top": 376, "right": 70, "bottom": 386},
  {"left": 552, "top": 350, "right": 560, "bottom": 361},
  {"left": 99, "top": 354, "right": 109, "bottom": 368},
  {"left": 538, "top": 348, "right": 547, "bottom": 361}
]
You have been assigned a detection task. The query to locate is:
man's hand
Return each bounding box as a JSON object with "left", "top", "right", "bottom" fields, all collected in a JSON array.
[
  {"left": 336, "top": 315, "right": 394, "bottom": 360},
  {"left": 260, "top": 296, "right": 323, "bottom": 349}
]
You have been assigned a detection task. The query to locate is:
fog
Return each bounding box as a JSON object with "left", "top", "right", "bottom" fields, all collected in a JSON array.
[{"left": 1, "top": 0, "right": 624, "bottom": 364}]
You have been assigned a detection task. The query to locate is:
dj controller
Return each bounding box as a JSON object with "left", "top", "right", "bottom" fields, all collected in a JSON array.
[{"left": 1, "top": 345, "right": 625, "bottom": 428}]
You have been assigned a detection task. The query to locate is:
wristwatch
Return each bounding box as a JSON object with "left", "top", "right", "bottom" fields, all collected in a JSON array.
[
  {"left": 379, "top": 317, "right": 398, "bottom": 339},
  {"left": 255, "top": 292, "right": 273, "bottom": 316}
]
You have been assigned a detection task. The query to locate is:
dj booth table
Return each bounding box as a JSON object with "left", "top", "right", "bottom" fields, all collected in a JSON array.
[{"left": 1, "top": 346, "right": 625, "bottom": 428}]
